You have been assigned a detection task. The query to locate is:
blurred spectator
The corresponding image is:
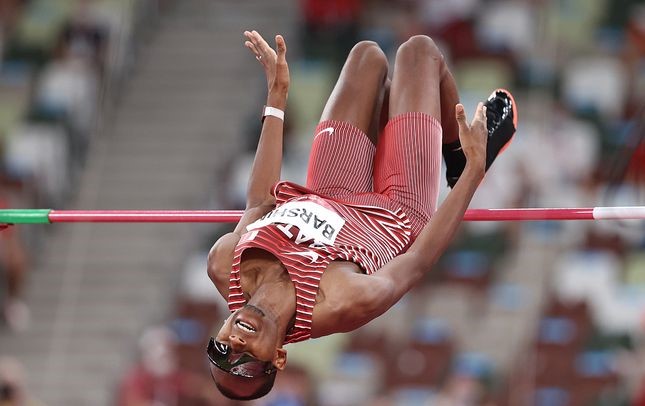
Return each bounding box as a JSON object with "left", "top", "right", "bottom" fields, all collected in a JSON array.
[
  {"left": 0, "top": 0, "right": 25, "bottom": 59},
  {"left": 0, "top": 225, "right": 29, "bottom": 333},
  {"left": 0, "top": 172, "right": 30, "bottom": 332},
  {"left": 116, "top": 326, "right": 222, "bottom": 406},
  {"left": 32, "top": 32, "right": 100, "bottom": 170},
  {"left": 24, "top": 0, "right": 105, "bottom": 173},
  {"left": 433, "top": 352, "right": 493, "bottom": 406},
  {"left": 320, "top": 352, "right": 383, "bottom": 406},
  {"left": 636, "top": 378, "right": 645, "bottom": 406},
  {"left": 299, "top": 0, "right": 364, "bottom": 70},
  {"left": 434, "top": 374, "right": 486, "bottom": 406},
  {"left": 4, "top": 121, "right": 71, "bottom": 207},
  {"left": 416, "top": 0, "right": 486, "bottom": 63},
  {"left": 0, "top": 0, "right": 107, "bottom": 207},
  {"left": 626, "top": 4, "right": 645, "bottom": 58},
  {"left": 0, "top": 356, "right": 44, "bottom": 405},
  {"left": 251, "top": 364, "right": 315, "bottom": 406},
  {"left": 56, "top": 0, "right": 108, "bottom": 75}
]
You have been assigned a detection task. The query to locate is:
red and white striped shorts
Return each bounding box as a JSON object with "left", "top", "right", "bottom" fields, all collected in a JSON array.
[{"left": 306, "top": 112, "right": 442, "bottom": 236}]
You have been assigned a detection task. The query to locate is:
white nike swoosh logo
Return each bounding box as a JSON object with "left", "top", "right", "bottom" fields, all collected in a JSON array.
[
  {"left": 314, "top": 127, "right": 334, "bottom": 138},
  {"left": 284, "top": 251, "right": 319, "bottom": 262}
]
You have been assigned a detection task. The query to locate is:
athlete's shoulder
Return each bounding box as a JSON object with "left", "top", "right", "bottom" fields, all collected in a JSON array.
[
  {"left": 208, "top": 232, "right": 240, "bottom": 261},
  {"left": 207, "top": 232, "right": 240, "bottom": 296}
]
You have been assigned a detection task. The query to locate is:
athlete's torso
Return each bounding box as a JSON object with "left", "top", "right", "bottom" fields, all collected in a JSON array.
[{"left": 229, "top": 181, "right": 412, "bottom": 343}]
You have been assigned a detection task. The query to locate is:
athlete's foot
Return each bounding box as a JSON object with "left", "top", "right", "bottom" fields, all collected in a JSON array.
[{"left": 445, "top": 88, "right": 518, "bottom": 187}]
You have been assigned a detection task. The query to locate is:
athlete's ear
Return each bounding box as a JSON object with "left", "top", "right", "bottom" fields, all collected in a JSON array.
[{"left": 273, "top": 348, "right": 287, "bottom": 370}]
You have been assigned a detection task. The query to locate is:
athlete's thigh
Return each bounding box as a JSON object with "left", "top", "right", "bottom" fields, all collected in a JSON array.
[
  {"left": 306, "top": 122, "right": 375, "bottom": 198},
  {"left": 373, "top": 36, "right": 446, "bottom": 234},
  {"left": 319, "top": 41, "right": 388, "bottom": 143},
  {"left": 372, "top": 113, "right": 442, "bottom": 235},
  {"left": 388, "top": 35, "right": 443, "bottom": 120}
]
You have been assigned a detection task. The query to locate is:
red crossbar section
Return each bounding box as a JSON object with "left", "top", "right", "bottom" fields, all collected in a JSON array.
[
  {"left": 48, "top": 210, "right": 245, "bottom": 223},
  {"left": 464, "top": 208, "right": 595, "bottom": 221},
  {"left": 46, "top": 208, "right": 605, "bottom": 223}
]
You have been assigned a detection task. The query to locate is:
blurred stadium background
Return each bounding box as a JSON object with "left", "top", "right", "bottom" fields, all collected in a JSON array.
[{"left": 0, "top": 0, "right": 644, "bottom": 405}]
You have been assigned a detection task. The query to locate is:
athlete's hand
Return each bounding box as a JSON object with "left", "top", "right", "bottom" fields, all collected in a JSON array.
[
  {"left": 456, "top": 102, "right": 487, "bottom": 174},
  {"left": 244, "top": 30, "right": 289, "bottom": 96}
]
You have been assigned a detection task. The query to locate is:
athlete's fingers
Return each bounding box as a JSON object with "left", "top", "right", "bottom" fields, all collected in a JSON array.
[
  {"left": 472, "top": 102, "right": 485, "bottom": 123},
  {"left": 243, "top": 32, "right": 260, "bottom": 56},
  {"left": 275, "top": 35, "right": 286, "bottom": 61},
  {"left": 244, "top": 41, "right": 265, "bottom": 66},
  {"left": 243, "top": 30, "right": 255, "bottom": 44},
  {"left": 245, "top": 30, "right": 265, "bottom": 55},
  {"left": 455, "top": 103, "right": 469, "bottom": 133},
  {"left": 244, "top": 31, "right": 275, "bottom": 68},
  {"left": 471, "top": 102, "right": 486, "bottom": 133},
  {"left": 244, "top": 41, "right": 259, "bottom": 57},
  {"left": 251, "top": 30, "right": 271, "bottom": 54}
]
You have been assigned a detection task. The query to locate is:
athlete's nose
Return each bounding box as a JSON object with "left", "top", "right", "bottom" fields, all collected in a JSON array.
[{"left": 229, "top": 335, "right": 246, "bottom": 351}]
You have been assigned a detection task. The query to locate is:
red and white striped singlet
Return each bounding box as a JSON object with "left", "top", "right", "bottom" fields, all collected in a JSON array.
[{"left": 229, "top": 181, "right": 413, "bottom": 344}]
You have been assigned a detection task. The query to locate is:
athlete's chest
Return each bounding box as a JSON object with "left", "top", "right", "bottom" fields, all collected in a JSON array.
[{"left": 237, "top": 255, "right": 359, "bottom": 306}]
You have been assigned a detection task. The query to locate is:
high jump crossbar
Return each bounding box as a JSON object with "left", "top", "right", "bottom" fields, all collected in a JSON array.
[{"left": 0, "top": 207, "right": 644, "bottom": 224}]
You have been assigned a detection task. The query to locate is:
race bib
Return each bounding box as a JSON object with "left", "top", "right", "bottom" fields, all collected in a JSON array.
[{"left": 247, "top": 200, "right": 345, "bottom": 245}]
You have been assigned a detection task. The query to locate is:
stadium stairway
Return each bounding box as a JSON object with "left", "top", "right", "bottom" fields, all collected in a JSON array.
[
  {"left": 0, "top": 1, "right": 295, "bottom": 404},
  {"left": 423, "top": 233, "right": 557, "bottom": 374}
]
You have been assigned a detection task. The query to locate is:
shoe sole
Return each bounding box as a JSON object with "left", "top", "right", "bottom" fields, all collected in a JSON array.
[{"left": 491, "top": 88, "right": 518, "bottom": 158}]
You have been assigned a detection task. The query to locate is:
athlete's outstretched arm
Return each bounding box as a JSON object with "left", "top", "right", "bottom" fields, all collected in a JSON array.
[
  {"left": 241, "top": 30, "right": 290, "bottom": 219},
  {"left": 363, "top": 103, "right": 488, "bottom": 316},
  {"left": 207, "top": 31, "right": 290, "bottom": 298}
]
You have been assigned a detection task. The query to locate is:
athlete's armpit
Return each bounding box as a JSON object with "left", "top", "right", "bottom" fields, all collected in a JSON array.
[{"left": 311, "top": 270, "right": 398, "bottom": 337}]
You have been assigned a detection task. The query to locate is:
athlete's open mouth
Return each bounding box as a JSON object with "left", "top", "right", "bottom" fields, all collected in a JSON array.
[{"left": 235, "top": 319, "right": 257, "bottom": 333}]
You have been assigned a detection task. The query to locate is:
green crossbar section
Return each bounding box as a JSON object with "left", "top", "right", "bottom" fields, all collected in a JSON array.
[{"left": 0, "top": 209, "right": 51, "bottom": 224}]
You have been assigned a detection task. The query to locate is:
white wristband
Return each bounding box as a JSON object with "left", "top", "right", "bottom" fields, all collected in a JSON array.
[{"left": 262, "top": 106, "right": 284, "bottom": 122}]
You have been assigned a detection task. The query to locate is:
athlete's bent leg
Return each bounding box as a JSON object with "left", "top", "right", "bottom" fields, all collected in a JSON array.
[
  {"left": 374, "top": 35, "right": 450, "bottom": 235},
  {"left": 319, "top": 41, "right": 388, "bottom": 144},
  {"left": 388, "top": 35, "right": 459, "bottom": 141},
  {"left": 306, "top": 41, "right": 388, "bottom": 197}
]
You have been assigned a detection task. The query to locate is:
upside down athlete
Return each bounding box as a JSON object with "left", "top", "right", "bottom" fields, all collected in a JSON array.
[{"left": 207, "top": 30, "right": 517, "bottom": 400}]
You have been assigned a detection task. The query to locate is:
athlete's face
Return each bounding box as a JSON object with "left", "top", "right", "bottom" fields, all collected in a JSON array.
[{"left": 215, "top": 305, "right": 286, "bottom": 367}]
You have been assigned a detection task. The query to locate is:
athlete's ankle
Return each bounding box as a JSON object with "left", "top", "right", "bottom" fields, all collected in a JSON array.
[{"left": 442, "top": 140, "right": 466, "bottom": 188}]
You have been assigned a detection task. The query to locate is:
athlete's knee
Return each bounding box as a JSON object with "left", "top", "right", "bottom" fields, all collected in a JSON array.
[
  {"left": 397, "top": 35, "right": 444, "bottom": 65},
  {"left": 347, "top": 40, "right": 388, "bottom": 72}
]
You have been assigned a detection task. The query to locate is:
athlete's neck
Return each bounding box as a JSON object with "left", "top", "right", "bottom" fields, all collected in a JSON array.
[
  {"left": 247, "top": 275, "right": 296, "bottom": 339},
  {"left": 241, "top": 250, "right": 292, "bottom": 293},
  {"left": 240, "top": 250, "right": 296, "bottom": 336}
]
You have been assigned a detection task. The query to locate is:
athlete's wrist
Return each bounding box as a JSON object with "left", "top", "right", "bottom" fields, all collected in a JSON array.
[
  {"left": 262, "top": 106, "right": 284, "bottom": 122},
  {"left": 461, "top": 163, "right": 485, "bottom": 184},
  {"left": 266, "top": 91, "right": 287, "bottom": 110}
]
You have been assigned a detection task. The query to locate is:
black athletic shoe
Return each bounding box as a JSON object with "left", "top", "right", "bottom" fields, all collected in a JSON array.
[
  {"left": 445, "top": 88, "right": 518, "bottom": 187},
  {"left": 484, "top": 88, "right": 517, "bottom": 170}
]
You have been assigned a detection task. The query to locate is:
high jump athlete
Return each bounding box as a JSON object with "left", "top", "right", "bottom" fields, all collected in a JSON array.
[{"left": 207, "top": 30, "right": 517, "bottom": 400}]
